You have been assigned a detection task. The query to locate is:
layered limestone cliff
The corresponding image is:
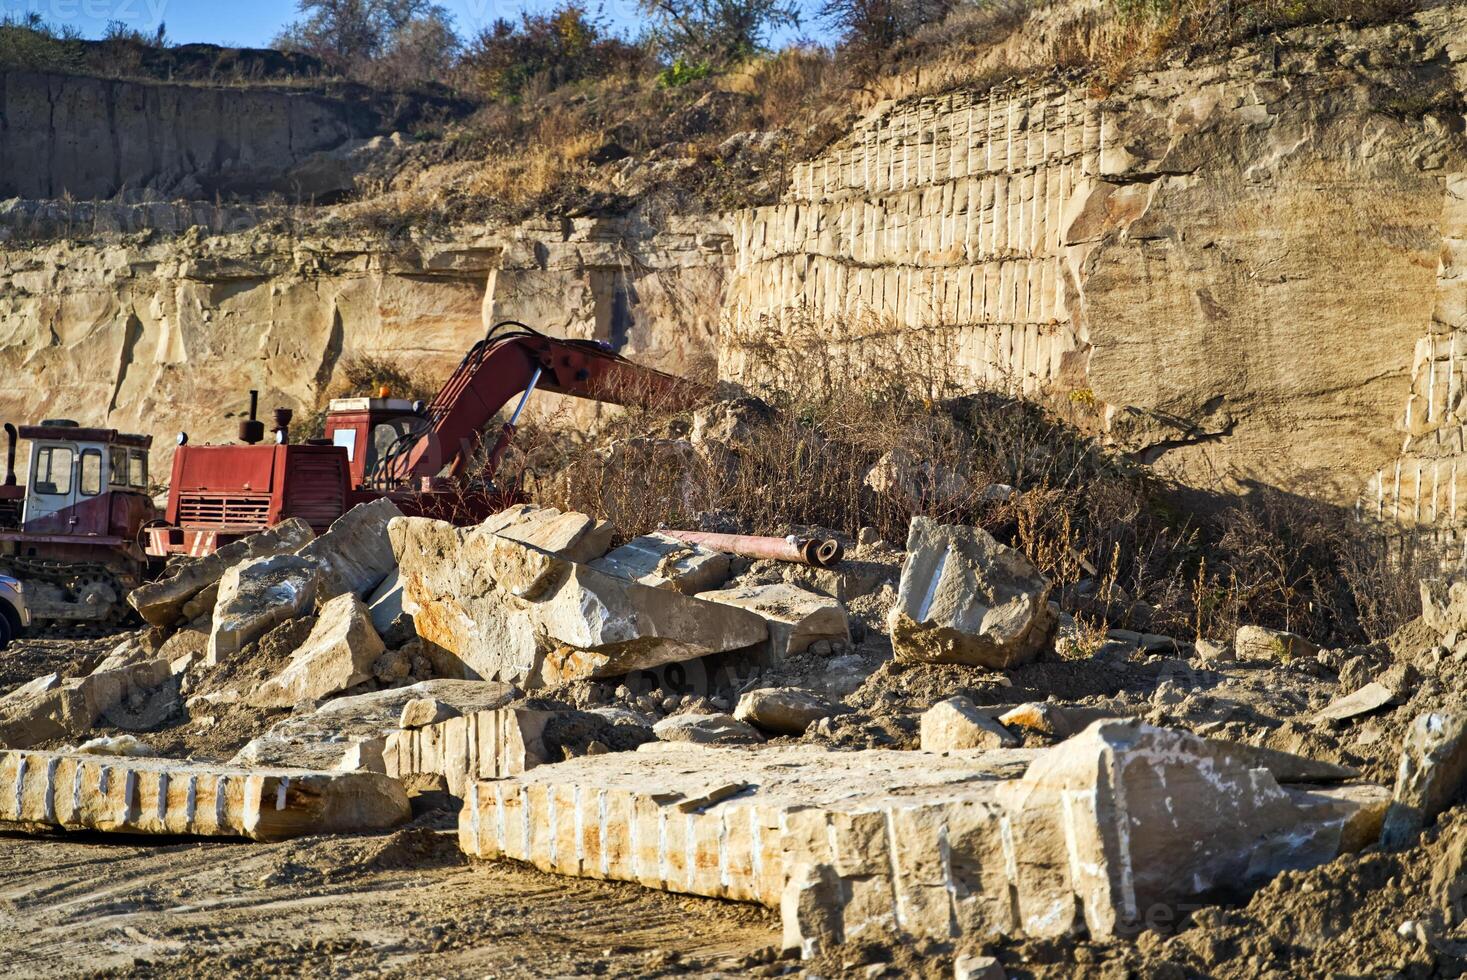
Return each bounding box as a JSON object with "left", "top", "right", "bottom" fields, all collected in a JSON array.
[
  {"left": 0, "top": 70, "right": 414, "bottom": 201},
  {"left": 0, "top": 216, "right": 729, "bottom": 470},
  {"left": 723, "top": 4, "right": 1467, "bottom": 507},
  {"left": 3, "top": 6, "right": 1467, "bottom": 526}
]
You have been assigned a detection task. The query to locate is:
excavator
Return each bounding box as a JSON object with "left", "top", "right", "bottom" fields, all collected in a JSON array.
[{"left": 144, "top": 322, "right": 710, "bottom": 559}]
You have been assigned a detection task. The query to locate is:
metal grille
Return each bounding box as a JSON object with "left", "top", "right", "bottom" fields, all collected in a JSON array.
[
  {"left": 176, "top": 494, "right": 270, "bottom": 528},
  {"left": 282, "top": 456, "right": 345, "bottom": 529}
]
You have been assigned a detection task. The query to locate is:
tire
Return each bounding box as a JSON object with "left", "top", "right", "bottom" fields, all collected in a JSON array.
[{"left": 0, "top": 610, "right": 12, "bottom": 651}]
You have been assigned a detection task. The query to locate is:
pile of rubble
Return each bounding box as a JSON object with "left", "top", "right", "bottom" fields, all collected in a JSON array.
[{"left": 3, "top": 497, "right": 1467, "bottom": 972}]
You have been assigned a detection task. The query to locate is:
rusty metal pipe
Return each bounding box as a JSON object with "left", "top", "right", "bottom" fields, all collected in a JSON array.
[{"left": 663, "top": 530, "right": 845, "bottom": 568}]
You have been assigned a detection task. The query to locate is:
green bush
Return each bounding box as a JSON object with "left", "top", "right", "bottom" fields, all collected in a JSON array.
[{"left": 656, "top": 57, "right": 714, "bottom": 87}]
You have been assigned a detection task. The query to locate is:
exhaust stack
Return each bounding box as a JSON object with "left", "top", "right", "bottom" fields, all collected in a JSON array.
[
  {"left": 2, "top": 423, "right": 15, "bottom": 487},
  {"left": 238, "top": 391, "right": 266, "bottom": 445}
]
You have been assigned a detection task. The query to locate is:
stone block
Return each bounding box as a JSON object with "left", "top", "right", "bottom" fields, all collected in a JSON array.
[
  {"left": 0, "top": 659, "right": 172, "bottom": 749},
  {"left": 653, "top": 713, "right": 763, "bottom": 744},
  {"left": 457, "top": 725, "right": 1385, "bottom": 956},
  {"left": 888, "top": 517, "right": 1055, "bottom": 669},
  {"left": 734, "top": 687, "right": 844, "bottom": 736},
  {"left": 383, "top": 706, "right": 560, "bottom": 796},
  {"left": 295, "top": 497, "right": 403, "bottom": 600},
  {"left": 0, "top": 750, "right": 409, "bottom": 841},
  {"left": 390, "top": 517, "right": 768, "bottom": 688},
  {"left": 921, "top": 696, "right": 1019, "bottom": 751},
  {"left": 208, "top": 554, "right": 320, "bottom": 665},
  {"left": 234, "top": 679, "right": 516, "bottom": 773},
  {"left": 250, "top": 594, "right": 386, "bottom": 708},
  {"left": 1234, "top": 625, "right": 1318, "bottom": 662},
  {"left": 1313, "top": 681, "right": 1398, "bottom": 723},
  {"left": 1381, "top": 712, "right": 1467, "bottom": 850},
  {"left": 128, "top": 519, "right": 315, "bottom": 628},
  {"left": 589, "top": 533, "right": 732, "bottom": 594},
  {"left": 483, "top": 504, "right": 616, "bottom": 563},
  {"left": 698, "top": 582, "right": 849, "bottom": 661}
]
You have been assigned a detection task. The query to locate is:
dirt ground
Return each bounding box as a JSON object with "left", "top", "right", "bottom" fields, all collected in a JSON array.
[{"left": 0, "top": 817, "right": 781, "bottom": 979}]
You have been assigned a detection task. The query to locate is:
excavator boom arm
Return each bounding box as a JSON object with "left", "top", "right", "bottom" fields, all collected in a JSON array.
[{"left": 395, "top": 327, "right": 708, "bottom": 482}]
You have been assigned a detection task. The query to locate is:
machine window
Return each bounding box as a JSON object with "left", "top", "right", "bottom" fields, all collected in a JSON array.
[
  {"left": 129, "top": 450, "right": 148, "bottom": 489},
  {"left": 80, "top": 450, "right": 102, "bottom": 496},
  {"left": 332, "top": 428, "right": 358, "bottom": 462},
  {"left": 33, "top": 446, "right": 74, "bottom": 496},
  {"left": 110, "top": 447, "right": 128, "bottom": 486}
]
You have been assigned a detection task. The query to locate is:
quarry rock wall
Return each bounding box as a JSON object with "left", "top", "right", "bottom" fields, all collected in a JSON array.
[
  {"left": 3, "top": 9, "right": 1467, "bottom": 522},
  {"left": 0, "top": 216, "right": 729, "bottom": 470},
  {"left": 723, "top": 5, "right": 1467, "bottom": 508},
  {"left": 0, "top": 70, "right": 394, "bottom": 201}
]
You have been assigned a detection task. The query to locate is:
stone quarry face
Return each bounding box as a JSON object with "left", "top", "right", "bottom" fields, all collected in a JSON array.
[
  {"left": 390, "top": 515, "right": 769, "bottom": 688},
  {"left": 887, "top": 516, "right": 1056, "bottom": 669}
]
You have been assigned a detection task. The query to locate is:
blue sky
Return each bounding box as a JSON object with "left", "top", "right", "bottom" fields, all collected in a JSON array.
[{"left": 9, "top": 0, "right": 830, "bottom": 48}]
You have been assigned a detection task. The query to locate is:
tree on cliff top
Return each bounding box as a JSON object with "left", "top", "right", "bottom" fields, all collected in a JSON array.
[
  {"left": 274, "top": 0, "right": 459, "bottom": 82},
  {"left": 638, "top": 0, "right": 802, "bottom": 65}
]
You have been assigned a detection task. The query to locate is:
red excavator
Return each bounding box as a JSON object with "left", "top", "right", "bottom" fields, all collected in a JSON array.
[{"left": 144, "top": 322, "right": 709, "bottom": 558}]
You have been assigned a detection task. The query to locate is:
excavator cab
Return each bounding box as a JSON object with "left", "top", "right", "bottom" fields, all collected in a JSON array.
[{"left": 322, "top": 397, "right": 429, "bottom": 490}]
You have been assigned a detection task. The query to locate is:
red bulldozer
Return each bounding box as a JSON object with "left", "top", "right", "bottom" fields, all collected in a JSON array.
[
  {"left": 0, "top": 419, "right": 157, "bottom": 627},
  {"left": 145, "top": 322, "right": 709, "bottom": 559}
]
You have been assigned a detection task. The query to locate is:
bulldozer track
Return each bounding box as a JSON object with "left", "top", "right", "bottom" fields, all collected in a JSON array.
[{"left": 0, "top": 557, "right": 138, "bottom": 636}]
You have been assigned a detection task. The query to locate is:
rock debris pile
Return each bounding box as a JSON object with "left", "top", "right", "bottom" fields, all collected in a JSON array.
[{"left": 2, "top": 496, "right": 1467, "bottom": 975}]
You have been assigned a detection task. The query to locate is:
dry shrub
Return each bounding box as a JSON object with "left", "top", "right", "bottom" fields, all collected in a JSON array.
[
  {"left": 301, "top": 353, "right": 440, "bottom": 438},
  {"left": 520, "top": 308, "right": 1433, "bottom": 647}
]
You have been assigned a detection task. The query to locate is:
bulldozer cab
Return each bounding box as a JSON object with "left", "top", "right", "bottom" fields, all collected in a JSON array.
[{"left": 16, "top": 423, "right": 150, "bottom": 537}]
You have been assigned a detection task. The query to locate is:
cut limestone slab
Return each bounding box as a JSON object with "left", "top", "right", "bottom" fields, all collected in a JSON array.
[
  {"left": 653, "top": 713, "right": 763, "bottom": 744},
  {"left": 208, "top": 554, "right": 320, "bottom": 665},
  {"left": 458, "top": 724, "right": 1385, "bottom": 956},
  {"left": 251, "top": 594, "right": 386, "bottom": 708},
  {"left": 998, "top": 721, "right": 1387, "bottom": 941},
  {"left": 233, "top": 680, "right": 516, "bottom": 772},
  {"left": 589, "top": 533, "right": 731, "bottom": 594},
  {"left": 1380, "top": 711, "right": 1467, "bottom": 850},
  {"left": 483, "top": 505, "right": 616, "bottom": 564},
  {"left": 887, "top": 517, "right": 1055, "bottom": 669},
  {"left": 697, "top": 582, "right": 849, "bottom": 661},
  {"left": 384, "top": 706, "right": 558, "bottom": 796},
  {"left": 295, "top": 497, "right": 403, "bottom": 600},
  {"left": 921, "top": 696, "right": 1019, "bottom": 751},
  {"left": 0, "top": 659, "right": 172, "bottom": 749},
  {"left": 0, "top": 750, "right": 408, "bottom": 841},
  {"left": 390, "top": 517, "right": 768, "bottom": 688},
  {"left": 734, "top": 688, "right": 843, "bottom": 736},
  {"left": 1313, "top": 682, "right": 1397, "bottom": 722},
  {"left": 128, "top": 519, "right": 315, "bottom": 628}
]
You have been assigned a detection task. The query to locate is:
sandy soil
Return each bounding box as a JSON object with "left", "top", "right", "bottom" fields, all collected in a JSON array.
[{"left": 0, "top": 818, "right": 780, "bottom": 978}]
